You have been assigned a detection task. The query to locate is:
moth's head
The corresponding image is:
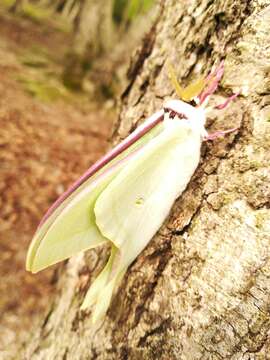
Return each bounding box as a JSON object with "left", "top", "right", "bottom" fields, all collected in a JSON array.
[
  {"left": 166, "top": 62, "right": 239, "bottom": 138},
  {"left": 165, "top": 63, "right": 218, "bottom": 134},
  {"left": 163, "top": 99, "right": 206, "bottom": 130}
]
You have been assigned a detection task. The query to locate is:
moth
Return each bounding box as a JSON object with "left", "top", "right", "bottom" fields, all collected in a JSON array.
[{"left": 26, "top": 62, "right": 238, "bottom": 323}]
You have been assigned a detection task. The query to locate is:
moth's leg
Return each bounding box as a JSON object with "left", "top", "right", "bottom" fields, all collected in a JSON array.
[
  {"left": 204, "top": 92, "right": 239, "bottom": 113},
  {"left": 198, "top": 62, "right": 225, "bottom": 105},
  {"left": 215, "top": 92, "right": 240, "bottom": 110},
  {"left": 204, "top": 92, "right": 239, "bottom": 141},
  {"left": 204, "top": 127, "right": 238, "bottom": 141}
]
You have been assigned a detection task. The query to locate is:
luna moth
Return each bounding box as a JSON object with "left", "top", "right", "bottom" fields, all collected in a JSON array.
[{"left": 26, "top": 62, "right": 238, "bottom": 323}]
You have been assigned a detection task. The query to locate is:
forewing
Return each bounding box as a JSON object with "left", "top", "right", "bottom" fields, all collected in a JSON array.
[
  {"left": 27, "top": 121, "right": 164, "bottom": 273},
  {"left": 28, "top": 165, "right": 119, "bottom": 273}
]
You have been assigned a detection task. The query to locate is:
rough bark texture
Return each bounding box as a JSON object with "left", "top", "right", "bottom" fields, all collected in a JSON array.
[{"left": 24, "top": 0, "right": 270, "bottom": 359}]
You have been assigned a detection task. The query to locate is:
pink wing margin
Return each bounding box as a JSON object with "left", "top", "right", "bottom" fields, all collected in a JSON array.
[{"left": 39, "top": 110, "right": 164, "bottom": 227}]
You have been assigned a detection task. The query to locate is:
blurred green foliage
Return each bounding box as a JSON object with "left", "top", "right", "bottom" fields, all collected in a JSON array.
[
  {"left": 21, "top": 2, "right": 53, "bottom": 22},
  {"left": 17, "top": 76, "right": 63, "bottom": 102},
  {"left": 113, "top": 0, "right": 155, "bottom": 24},
  {"left": 21, "top": 3, "right": 71, "bottom": 32},
  {"left": 0, "top": 0, "right": 13, "bottom": 7},
  {"left": 2, "top": 0, "right": 155, "bottom": 27},
  {"left": 16, "top": 44, "right": 72, "bottom": 102},
  {"left": 1, "top": 0, "right": 156, "bottom": 96},
  {"left": 0, "top": 0, "right": 71, "bottom": 32}
]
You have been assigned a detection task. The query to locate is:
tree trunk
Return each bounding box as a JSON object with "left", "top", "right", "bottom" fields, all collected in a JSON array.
[
  {"left": 63, "top": 0, "right": 114, "bottom": 89},
  {"left": 73, "top": 0, "right": 114, "bottom": 57},
  {"left": 24, "top": 0, "right": 270, "bottom": 359}
]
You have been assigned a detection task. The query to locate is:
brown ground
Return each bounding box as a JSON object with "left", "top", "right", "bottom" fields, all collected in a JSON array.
[{"left": 0, "top": 8, "right": 114, "bottom": 359}]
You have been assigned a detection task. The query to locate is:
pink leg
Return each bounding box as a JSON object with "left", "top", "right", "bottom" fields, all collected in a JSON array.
[
  {"left": 215, "top": 92, "right": 240, "bottom": 110},
  {"left": 198, "top": 62, "right": 225, "bottom": 105},
  {"left": 204, "top": 127, "right": 238, "bottom": 141}
]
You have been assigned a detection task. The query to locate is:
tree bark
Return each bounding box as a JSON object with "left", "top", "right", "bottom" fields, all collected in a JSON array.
[{"left": 24, "top": 0, "right": 270, "bottom": 359}]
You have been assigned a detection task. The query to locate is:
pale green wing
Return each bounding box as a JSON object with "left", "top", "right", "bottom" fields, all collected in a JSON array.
[
  {"left": 94, "top": 120, "right": 202, "bottom": 271},
  {"left": 28, "top": 168, "right": 118, "bottom": 273},
  {"left": 27, "top": 122, "right": 164, "bottom": 273},
  {"left": 90, "top": 271, "right": 124, "bottom": 324},
  {"left": 81, "top": 245, "right": 126, "bottom": 323},
  {"left": 80, "top": 245, "right": 117, "bottom": 311},
  {"left": 81, "top": 120, "right": 202, "bottom": 320}
]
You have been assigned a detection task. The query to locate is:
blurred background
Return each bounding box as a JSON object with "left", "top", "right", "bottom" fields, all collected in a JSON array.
[{"left": 0, "top": 0, "right": 157, "bottom": 357}]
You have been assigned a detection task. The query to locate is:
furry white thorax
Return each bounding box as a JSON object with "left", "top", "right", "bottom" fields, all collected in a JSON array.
[{"left": 163, "top": 99, "right": 207, "bottom": 138}]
